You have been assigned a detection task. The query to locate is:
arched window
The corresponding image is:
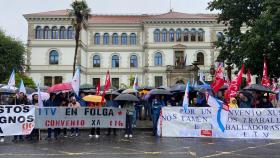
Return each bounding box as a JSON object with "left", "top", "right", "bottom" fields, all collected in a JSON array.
[
  {"left": 67, "top": 26, "right": 74, "bottom": 39},
  {"left": 103, "top": 33, "right": 109, "bottom": 45},
  {"left": 94, "top": 33, "right": 100, "bottom": 45},
  {"left": 183, "top": 29, "right": 189, "bottom": 42},
  {"left": 216, "top": 32, "right": 223, "bottom": 41},
  {"left": 49, "top": 50, "right": 59, "bottom": 65},
  {"left": 35, "top": 26, "right": 43, "bottom": 39},
  {"left": 169, "top": 29, "right": 175, "bottom": 42},
  {"left": 130, "top": 33, "right": 137, "bottom": 45},
  {"left": 154, "top": 52, "right": 162, "bottom": 66},
  {"left": 43, "top": 26, "right": 51, "bottom": 39},
  {"left": 162, "top": 29, "right": 167, "bottom": 42},
  {"left": 154, "top": 29, "right": 160, "bottom": 42},
  {"left": 59, "top": 26, "right": 67, "bottom": 39},
  {"left": 51, "top": 26, "right": 58, "bottom": 39},
  {"left": 112, "top": 55, "right": 119, "bottom": 68},
  {"left": 198, "top": 28, "right": 204, "bottom": 42},
  {"left": 121, "top": 33, "right": 127, "bottom": 45},
  {"left": 190, "top": 28, "right": 196, "bottom": 42},
  {"left": 197, "top": 52, "right": 204, "bottom": 65},
  {"left": 130, "top": 55, "right": 138, "bottom": 68},
  {"left": 112, "top": 33, "right": 118, "bottom": 45},
  {"left": 176, "top": 29, "right": 182, "bottom": 42},
  {"left": 93, "top": 55, "right": 100, "bottom": 67}
]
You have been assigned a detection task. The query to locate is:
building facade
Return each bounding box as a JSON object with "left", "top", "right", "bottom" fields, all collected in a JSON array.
[{"left": 24, "top": 10, "right": 226, "bottom": 88}]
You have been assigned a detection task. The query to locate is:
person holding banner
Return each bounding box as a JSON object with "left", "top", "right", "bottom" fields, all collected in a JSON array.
[
  {"left": 151, "top": 95, "right": 164, "bottom": 136},
  {"left": 45, "top": 93, "right": 59, "bottom": 140},
  {"left": 106, "top": 95, "right": 118, "bottom": 136},
  {"left": 89, "top": 102, "right": 102, "bottom": 138},
  {"left": 28, "top": 94, "right": 40, "bottom": 140},
  {"left": 68, "top": 96, "right": 81, "bottom": 137},
  {"left": 124, "top": 101, "right": 135, "bottom": 138}
]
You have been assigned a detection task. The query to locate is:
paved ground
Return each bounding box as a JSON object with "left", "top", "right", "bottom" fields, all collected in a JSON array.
[{"left": 1, "top": 129, "right": 280, "bottom": 158}]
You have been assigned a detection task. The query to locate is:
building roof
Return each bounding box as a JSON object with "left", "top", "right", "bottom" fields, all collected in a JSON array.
[{"left": 24, "top": 10, "right": 217, "bottom": 23}]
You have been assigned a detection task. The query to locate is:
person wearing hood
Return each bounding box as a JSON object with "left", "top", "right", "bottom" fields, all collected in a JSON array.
[
  {"left": 259, "top": 94, "right": 273, "bottom": 108},
  {"left": 229, "top": 98, "right": 238, "bottom": 108}
]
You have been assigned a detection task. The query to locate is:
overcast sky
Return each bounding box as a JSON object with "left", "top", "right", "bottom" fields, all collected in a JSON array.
[{"left": 0, "top": 0, "right": 215, "bottom": 42}]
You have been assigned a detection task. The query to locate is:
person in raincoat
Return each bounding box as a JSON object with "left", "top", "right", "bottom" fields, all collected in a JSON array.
[{"left": 229, "top": 97, "right": 238, "bottom": 108}]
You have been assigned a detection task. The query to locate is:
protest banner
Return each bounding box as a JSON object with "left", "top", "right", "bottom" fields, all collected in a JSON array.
[
  {"left": 161, "top": 107, "right": 280, "bottom": 139},
  {"left": 0, "top": 105, "right": 35, "bottom": 136},
  {"left": 35, "top": 107, "right": 126, "bottom": 129}
]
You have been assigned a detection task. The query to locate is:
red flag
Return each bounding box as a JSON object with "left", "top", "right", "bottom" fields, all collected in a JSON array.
[
  {"left": 211, "top": 64, "right": 225, "bottom": 93},
  {"left": 95, "top": 79, "right": 101, "bottom": 95},
  {"left": 261, "top": 59, "right": 270, "bottom": 87},
  {"left": 101, "top": 70, "right": 111, "bottom": 102},
  {"left": 246, "top": 69, "right": 252, "bottom": 86},
  {"left": 270, "top": 78, "right": 277, "bottom": 101},
  {"left": 225, "top": 64, "right": 244, "bottom": 101}
]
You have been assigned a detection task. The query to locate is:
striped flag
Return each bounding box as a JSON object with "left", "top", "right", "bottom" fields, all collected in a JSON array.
[
  {"left": 182, "top": 81, "right": 190, "bottom": 112},
  {"left": 71, "top": 67, "right": 80, "bottom": 96},
  {"left": 8, "top": 69, "right": 15, "bottom": 89},
  {"left": 19, "top": 79, "right": 26, "bottom": 94},
  {"left": 133, "top": 74, "right": 139, "bottom": 90}
]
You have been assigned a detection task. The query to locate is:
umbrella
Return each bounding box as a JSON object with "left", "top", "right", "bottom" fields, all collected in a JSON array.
[
  {"left": 80, "top": 84, "right": 94, "bottom": 90},
  {"left": 105, "top": 91, "right": 120, "bottom": 96},
  {"left": 114, "top": 94, "right": 139, "bottom": 102},
  {"left": 137, "top": 86, "right": 154, "bottom": 91},
  {"left": 48, "top": 83, "right": 72, "bottom": 93},
  {"left": 170, "top": 84, "right": 186, "bottom": 92},
  {"left": 244, "top": 84, "right": 275, "bottom": 93},
  {"left": 16, "top": 87, "right": 36, "bottom": 95},
  {"left": 100, "top": 85, "right": 117, "bottom": 91},
  {"left": 122, "top": 89, "right": 138, "bottom": 94},
  {"left": 219, "top": 85, "right": 228, "bottom": 91},
  {"left": 0, "top": 87, "right": 16, "bottom": 93},
  {"left": 139, "top": 90, "right": 149, "bottom": 95},
  {"left": 35, "top": 86, "right": 49, "bottom": 92},
  {"left": 148, "top": 89, "right": 172, "bottom": 96},
  {"left": 1, "top": 85, "right": 18, "bottom": 91},
  {"left": 157, "top": 86, "right": 171, "bottom": 91},
  {"left": 82, "top": 89, "right": 96, "bottom": 93},
  {"left": 28, "top": 92, "right": 50, "bottom": 101},
  {"left": 191, "top": 84, "right": 212, "bottom": 93},
  {"left": 83, "top": 95, "right": 105, "bottom": 103}
]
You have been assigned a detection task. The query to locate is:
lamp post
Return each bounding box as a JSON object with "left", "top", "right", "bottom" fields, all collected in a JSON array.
[
  {"left": 226, "top": 60, "right": 232, "bottom": 82},
  {"left": 192, "top": 61, "right": 199, "bottom": 82}
]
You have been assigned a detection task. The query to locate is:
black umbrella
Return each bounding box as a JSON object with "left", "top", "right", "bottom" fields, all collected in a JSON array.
[
  {"left": 114, "top": 94, "right": 139, "bottom": 102},
  {"left": 170, "top": 84, "right": 185, "bottom": 92},
  {"left": 219, "top": 85, "right": 228, "bottom": 91},
  {"left": 105, "top": 91, "right": 120, "bottom": 96},
  {"left": 149, "top": 89, "right": 172, "bottom": 96},
  {"left": 16, "top": 87, "right": 36, "bottom": 94},
  {"left": 100, "top": 85, "right": 117, "bottom": 91},
  {"left": 244, "top": 84, "right": 275, "bottom": 93},
  {"left": 137, "top": 86, "right": 154, "bottom": 91},
  {"left": 157, "top": 86, "right": 171, "bottom": 91},
  {"left": 0, "top": 88, "right": 15, "bottom": 94}
]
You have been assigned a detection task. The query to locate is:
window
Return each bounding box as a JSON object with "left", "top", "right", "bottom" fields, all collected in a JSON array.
[
  {"left": 103, "top": 33, "right": 109, "bottom": 45},
  {"left": 49, "top": 50, "right": 59, "bottom": 65},
  {"left": 59, "top": 26, "right": 67, "bottom": 39},
  {"left": 44, "top": 76, "right": 52, "bottom": 87},
  {"left": 94, "top": 33, "right": 100, "bottom": 45},
  {"left": 93, "top": 55, "right": 100, "bottom": 67},
  {"left": 198, "top": 28, "right": 204, "bottom": 42},
  {"left": 155, "top": 76, "right": 163, "bottom": 87},
  {"left": 154, "top": 52, "right": 162, "bottom": 66},
  {"left": 197, "top": 52, "right": 204, "bottom": 65},
  {"left": 176, "top": 29, "right": 182, "bottom": 42},
  {"left": 169, "top": 29, "right": 175, "bottom": 42},
  {"left": 130, "top": 55, "right": 138, "bottom": 68},
  {"left": 43, "top": 26, "right": 51, "bottom": 39},
  {"left": 92, "top": 78, "right": 100, "bottom": 87},
  {"left": 51, "top": 26, "right": 58, "bottom": 39},
  {"left": 216, "top": 32, "right": 223, "bottom": 41},
  {"left": 183, "top": 29, "right": 189, "bottom": 42},
  {"left": 130, "top": 33, "right": 137, "bottom": 45},
  {"left": 121, "top": 33, "right": 127, "bottom": 45},
  {"left": 154, "top": 29, "right": 160, "bottom": 42},
  {"left": 191, "top": 28, "right": 196, "bottom": 42},
  {"left": 67, "top": 26, "right": 74, "bottom": 39},
  {"left": 112, "top": 33, "right": 118, "bottom": 45},
  {"left": 54, "top": 76, "right": 63, "bottom": 84},
  {"left": 112, "top": 55, "right": 119, "bottom": 68},
  {"left": 162, "top": 29, "right": 167, "bottom": 42},
  {"left": 112, "top": 78, "right": 119, "bottom": 89},
  {"left": 35, "top": 26, "right": 43, "bottom": 39}
]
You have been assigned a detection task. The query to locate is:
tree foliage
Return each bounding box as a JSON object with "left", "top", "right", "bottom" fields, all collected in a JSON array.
[
  {"left": 0, "top": 29, "right": 25, "bottom": 82},
  {"left": 208, "top": 0, "right": 280, "bottom": 77},
  {"left": 68, "top": 0, "right": 91, "bottom": 76}
]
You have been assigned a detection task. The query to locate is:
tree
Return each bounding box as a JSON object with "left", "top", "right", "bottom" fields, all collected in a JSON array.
[
  {"left": 3, "top": 73, "right": 36, "bottom": 88},
  {"left": 208, "top": 0, "right": 280, "bottom": 77},
  {"left": 68, "top": 0, "right": 91, "bottom": 76},
  {"left": 0, "top": 29, "right": 25, "bottom": 82}
]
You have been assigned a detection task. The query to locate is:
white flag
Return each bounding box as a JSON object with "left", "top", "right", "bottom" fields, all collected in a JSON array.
[
  {"left": 8, "top": 70, "right": 15, "bottom": 88},
  {"left": 19, "top": 79, "right": 26, "bottom": 94},
  {"left": 133, "top": 74, "right": 138, "bottom": 90},
  {"left": 71, "top": 67, "right": 80, "bottom": 96},
  {"left": 182, "top": 81, "right": 189, "bottom": 112},
  {"left": 37, "top": 84, "right": 44, "bottom": 108}
]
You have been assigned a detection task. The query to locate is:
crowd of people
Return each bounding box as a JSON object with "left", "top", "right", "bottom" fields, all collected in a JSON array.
[{"left": 0, "top": 83, "right": 279, "bottom": 143}]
